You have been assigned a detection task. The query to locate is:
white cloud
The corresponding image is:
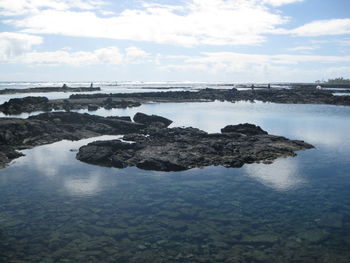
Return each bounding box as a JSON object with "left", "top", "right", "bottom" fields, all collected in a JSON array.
[
  {"left": 2, "top": 0, "right": 288, "bottom": 46},
  {"left": 160, "top": 51, "right": 350, "bottom": 82},
  {"left": 1, "top": 46, "right": 150, "bottom": 66},
  {"left": 125, "top": 46, "right": 150, "bottom": 63},
  {"left": 0, "top": 0, "right": 105, "bottom": 16},
  {"left": 263, "top": 0, "right": 303, "bottom": 6},
  {"left": 167, "top": 51, "right": 350, "bottom": 69},
  {"left": 9, "top": 47, "right": 123, "bottom": 65},
  {"left": 337, "top": 38, "right": 350, "bottom": 46},
  {"left": 0, "top": 32, "right": 42, "bottom": 60},
  {"left": 291, "top": 18, "right": 350, "bottom": 36},
  {"left": 287, "top": 45, "right": 318, "bottom": 52}
]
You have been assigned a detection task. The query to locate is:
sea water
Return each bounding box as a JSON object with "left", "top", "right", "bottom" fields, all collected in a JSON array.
[{"left": 0, "top": 100, "right": 349, "bottom": 262}]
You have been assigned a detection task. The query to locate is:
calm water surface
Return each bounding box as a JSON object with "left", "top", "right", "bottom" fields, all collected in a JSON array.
[{"left": 0, "top": 101, "right": 350, "bottom": 262}]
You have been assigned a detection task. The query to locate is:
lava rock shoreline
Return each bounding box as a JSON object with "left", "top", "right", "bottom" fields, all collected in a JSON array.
[
  {"left": 0, "top": 86, "right": 100, "bottom": 95},
  {"left": 0, "top": 112, "right": 145, "bottom": 168},
  {"left": 1, "top": 86, "right": 350, "bottom": 115},
  {"left": 0, "top": 111, "right": 313, "bottom": 170},
  {"left": 76, "top": 116, "right": 314, "bottom": 172}
]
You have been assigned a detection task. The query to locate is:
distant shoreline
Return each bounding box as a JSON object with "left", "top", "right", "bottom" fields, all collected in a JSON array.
[{"left": 0, "top": 86, "right": 101, "bottom": 95}]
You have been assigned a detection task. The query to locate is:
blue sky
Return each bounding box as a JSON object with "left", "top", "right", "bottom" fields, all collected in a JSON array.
[{"left": 0, "top": 0, "right": 349, "bottom": 82}]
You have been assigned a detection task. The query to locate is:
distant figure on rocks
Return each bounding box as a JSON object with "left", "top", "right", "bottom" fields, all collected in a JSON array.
[
  {"left": 251, "top": 84, "right": 255, "bottom": 91},
  {"left": 316, "top": 85, "right": 322, "bottom": 90},
  {"left": 90, "top": 82, "right": 93, "bottom": 88},
  {"left": 268, "top": 83, "right": 271, "bottom": 89},
  {"left": 62, "top": 83, "right": 68, "bottom": 88}
]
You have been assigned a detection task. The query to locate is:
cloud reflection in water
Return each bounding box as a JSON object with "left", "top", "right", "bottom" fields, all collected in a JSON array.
[
  {"left": 63, "top": 173, "right": 102, "bottom": 197},
  {"left": 244, "top": 158, "right": 305, "bottom": 191}
]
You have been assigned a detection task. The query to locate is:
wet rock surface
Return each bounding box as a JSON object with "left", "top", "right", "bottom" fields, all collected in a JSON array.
[
  {"left": 77, "top": 122, "right": 314, "bottom": 171},
  {"left": 0, "top": 112, "right": 145, "bottom": 168}
]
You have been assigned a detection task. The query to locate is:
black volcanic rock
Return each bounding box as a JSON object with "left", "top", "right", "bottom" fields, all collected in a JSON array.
[
  {"left": 133, "top": 112, "right": 173, "bottom": 127},
  {"left": 0, "top": 96, "right": 50, "bottom": 114},
  {"left": 221, "top": 124, "right": 268, "bottom": 135},
  {"left": 76, "top": 124, "right": 313, "bottom": 172},
  {"left": 0, "top": 86, "right": 101, "bottom": 95},
  {"left": 0, "top": 112, "right": 145, "bottom": 168},
  {"left": 2, "top": 86, "right": 350, "bottom": 115}
]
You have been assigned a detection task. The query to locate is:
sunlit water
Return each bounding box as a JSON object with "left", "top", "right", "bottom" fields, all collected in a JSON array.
[{"left": 0, "top": 101, "right": 350, "bottom": 262}]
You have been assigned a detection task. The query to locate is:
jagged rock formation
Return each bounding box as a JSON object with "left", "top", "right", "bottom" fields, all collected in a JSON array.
[
  {"left": 1, "top": 86, "right": 349, "bottom": 115},
  {"left": 77, "top": 122, "right": 314, "bottom": 172},
  {"left": 0, "top": 112, "right": 145, "bottom": 168}
]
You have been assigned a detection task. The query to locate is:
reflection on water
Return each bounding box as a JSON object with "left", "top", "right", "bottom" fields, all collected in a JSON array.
[
  {"left": 0, "top": 101, "right": 349, "bottom": 262},
  {"left": 245, "top": 158, "right": 305, "bottom": 191},
  {"left": 64, "top": 173, "right": 102, "bottom": 197}
]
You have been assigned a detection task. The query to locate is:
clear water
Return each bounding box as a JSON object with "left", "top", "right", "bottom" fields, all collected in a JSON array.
[{"left": 0, "top": 101, "right": 350, "bottom": 262}]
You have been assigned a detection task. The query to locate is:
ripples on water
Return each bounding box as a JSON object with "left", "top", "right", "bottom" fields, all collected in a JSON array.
[{"left": 0, "top": 90, "right": 349, "bottom": 261}]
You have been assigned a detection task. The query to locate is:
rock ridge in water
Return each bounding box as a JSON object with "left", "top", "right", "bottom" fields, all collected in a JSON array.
[
  {"left": 1, "top": 86, "right": 350, "bottom": 115},
  {"left": 0, "top": 112, "right": 145, "bottom": 168},
  {"left": 76, "top": 121, "right": 314, "bottom": 172},
  {"left": 0, "top": 86, "right": 101, "bottom": 95}
]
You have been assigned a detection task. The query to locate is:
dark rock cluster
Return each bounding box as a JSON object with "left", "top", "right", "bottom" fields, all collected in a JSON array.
[
  {"left": 0, "top": 111, "right": 313, "bottom": 171},
  {"left": 0, "top": 86, "right": 101, "bottom": 95},
  {"left": 0, "top": 97, "right": 50, "bottom": 115},
  {"left": 0, "top": 112, "right": 145, "bottom": 168},
  {"left": 1, "top": 86, "right": 349, "bottom": 115},
  {"left": 77, "top": 121, "right": 313, "bottom": 172},
  {"left": 0, "top": 97, "right": 141, "bottom": 115}
]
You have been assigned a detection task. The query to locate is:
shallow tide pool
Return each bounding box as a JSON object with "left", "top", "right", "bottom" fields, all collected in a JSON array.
[{"left": 0, "top": 101, "right": 350, "bottom": 262}]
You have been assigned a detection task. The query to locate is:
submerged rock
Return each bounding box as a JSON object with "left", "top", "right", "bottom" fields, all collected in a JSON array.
[
  {"left": 77, "top": 120, "right": 314, "bottom": 172},
  {"left": 318, "top": 213, "right": 344, "bottom": 228},
  {"left": 241, "top": 234, "right": 279, "bottom": 245}
]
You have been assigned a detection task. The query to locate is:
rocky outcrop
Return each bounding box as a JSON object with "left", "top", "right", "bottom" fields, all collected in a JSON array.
[
  {"left": 0, "top": 97, "right": 141, "bottom": 115},
  {"left": 69, "top": 86, "right": 350, "bottom": 106},
  {"left": 0, "top": 112, "right": 145, "bottom": 168},
  {"left": 0, "top": 97, "right": 50, "bottom": 115},
  {"left": 221, "top": 123, "right": 267, "bottom": 135},
  {"left": 133, "top": 112, "right": 173, "bottom": 127},
  {"left": 77, "top": 123, "right": 314, "bottom": 172},
  {"left": 1, "top": 86, "right": 349, "bottom": 115},
  {"left": 0, "top": 86, "right": 101, "bottom": 95}
]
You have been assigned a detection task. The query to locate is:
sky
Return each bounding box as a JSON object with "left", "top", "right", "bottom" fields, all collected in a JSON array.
[{"left": 0, "top": 0, "right": 349, "bottom": 82}]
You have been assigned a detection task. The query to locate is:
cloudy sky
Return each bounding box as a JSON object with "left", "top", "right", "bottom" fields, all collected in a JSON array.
[{"left": 0, "top": 0, "right": 349, "bottom": 82}]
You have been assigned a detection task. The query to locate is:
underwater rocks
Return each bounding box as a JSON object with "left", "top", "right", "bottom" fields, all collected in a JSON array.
[
  {"left": 76, "top": 122, "right": 314, "bottom": 172},
  {"left": 0, "top": 112, "right": 145, "bottom": 168}
]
